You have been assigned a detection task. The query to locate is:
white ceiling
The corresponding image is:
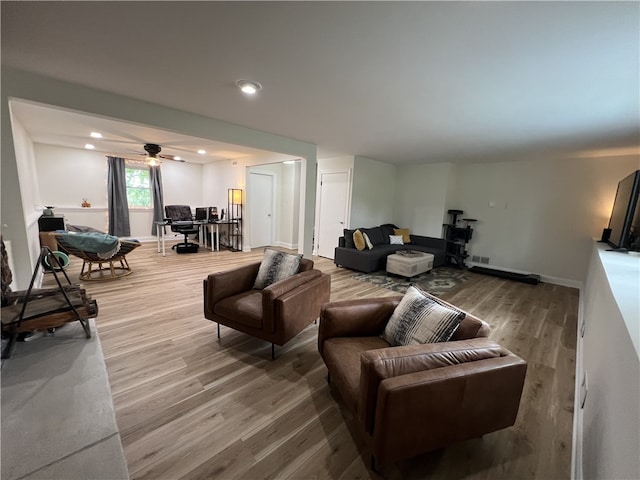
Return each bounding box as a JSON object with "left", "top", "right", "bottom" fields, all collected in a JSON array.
[{"left": 2, "top": 1, "right": 639, "bottom": 165}]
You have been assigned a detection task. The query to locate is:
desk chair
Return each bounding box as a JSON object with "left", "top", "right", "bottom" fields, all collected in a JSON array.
[{"left": 164, "top": 205, "right": 199, "bottom": 252}]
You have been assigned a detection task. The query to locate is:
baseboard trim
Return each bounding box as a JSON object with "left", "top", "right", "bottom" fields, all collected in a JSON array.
[{"left": 465, "top": 261, "right": 582, "bottom": 289}]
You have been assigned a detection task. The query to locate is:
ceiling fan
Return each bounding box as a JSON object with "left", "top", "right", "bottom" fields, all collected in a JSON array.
[{"left": 133, "top": 143, "right": 186, "bottom": 165}]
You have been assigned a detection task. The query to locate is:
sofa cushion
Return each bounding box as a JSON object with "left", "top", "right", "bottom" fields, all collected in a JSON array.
[
  {"left": 323, "top": 336, "right": 389, "bottom": 414},
  {"left": 362, "top": 227, "right": 385, "bottom": 246},
  {"left": 353, "top": 229, "right": 366, "bottom": 251},
  {"left": 343, "top": 229, "right": 356, "bottom": 249},
  {"left": 394, "top": 228, "right": 411, "bottom": 244},
  {"left": 214, "top": 290, "right": 263, "bottom": 329},
  {"left": 382, "top": 285, "right": 466, "bottom": 346},
  {"left": 253, "top": 248, "right": 302, "bottom": 289}
]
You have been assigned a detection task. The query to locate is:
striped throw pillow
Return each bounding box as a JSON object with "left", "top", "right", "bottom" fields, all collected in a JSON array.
[
  {"left": 253, "top": 248, "right": 303, "bottom": 290},
  {"left": 382, "top": 285, "right": 466, "bottom": 346}
]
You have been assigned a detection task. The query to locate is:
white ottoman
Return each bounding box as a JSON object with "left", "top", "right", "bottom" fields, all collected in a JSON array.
[{"left": 386, "top": 251, "right": 434, "bottom": 279}]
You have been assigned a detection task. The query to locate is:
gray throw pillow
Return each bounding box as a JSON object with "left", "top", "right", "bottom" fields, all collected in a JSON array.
[
  {"left": 382, "top": 285, "right": 466, "bottom": 346},
  {"left": 253, "top": 248, "right": 303, "bottom": 290}
]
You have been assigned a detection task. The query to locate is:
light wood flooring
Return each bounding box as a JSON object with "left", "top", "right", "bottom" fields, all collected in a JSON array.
[{"left": 52, "top": 241, "right": 578, "bottom": 479}]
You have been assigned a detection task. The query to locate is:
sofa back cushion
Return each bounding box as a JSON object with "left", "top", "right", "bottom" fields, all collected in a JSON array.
[
  {"left": 380, "top": 224, "right": 398, "bottom": 244},
  {"left": 343, "top": 229, "right": 356, "bottom": 249},
  {"left": 362, "top": 227, "right": 386, "bottom": 246}
]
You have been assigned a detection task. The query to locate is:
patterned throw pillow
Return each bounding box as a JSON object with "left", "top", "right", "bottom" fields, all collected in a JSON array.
[
  {"left": 353, "top": 229, "right": 366, "bottom": 251},
  {"left": 253, "top": 248, "right": 303, "bottom": 289},
  {"left": 382, "top": 285, "right": 466, "bottom": 346},
  {"left": 389, "top": 234, "right": 404, "bottom": 245}
]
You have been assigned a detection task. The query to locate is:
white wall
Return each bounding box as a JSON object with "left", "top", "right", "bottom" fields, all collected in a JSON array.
[
  {"left": 350, "top": 156, "right": 396, "bottom": 228},
  {"left": 576, "top": 243, "right": 639, "bottom": 480},
  {"left": 10, "top": 115, "right": 42, "bottom": 274},
  {"left": 451, "top": 155, "right": 639, "bottom": 285},
  {"left": 393, "top": 162, "right": 454, "bottom": 237},
  {"left": 34, "top": 144, "right": 204, "bottom": 239}
]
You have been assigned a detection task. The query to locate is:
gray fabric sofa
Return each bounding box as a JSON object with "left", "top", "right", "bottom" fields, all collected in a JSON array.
[{"left": 333, "top": 224, "right": 447, "bottom": 273}]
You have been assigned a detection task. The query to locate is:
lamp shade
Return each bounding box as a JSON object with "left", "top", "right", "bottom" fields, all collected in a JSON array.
[{"left": 228, "top": 188, "right": 243, "bottom": 204}]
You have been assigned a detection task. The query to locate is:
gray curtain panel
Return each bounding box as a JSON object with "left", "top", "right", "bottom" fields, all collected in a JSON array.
[
  {"left": 107, "top": 156, "right": 131, "bottom": 236},
  {"left": 150, "top": 165, "right": 164, "bottom": 235}
]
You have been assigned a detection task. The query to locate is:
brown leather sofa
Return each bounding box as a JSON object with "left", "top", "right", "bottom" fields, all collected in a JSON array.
[
  {"left": 204, "top": 258, "right": 331, "bottom": 358},
  {"left": 318, "top": 295, "right": 527, "bottom": 468}
]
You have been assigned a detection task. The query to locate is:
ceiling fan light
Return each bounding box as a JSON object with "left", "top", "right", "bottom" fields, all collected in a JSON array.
[
  {"left": 236, "top": 80, "right": 262, "bottom": 95},
  {"left": 147, "top": 156, "right": 159, "bottom": 166}
]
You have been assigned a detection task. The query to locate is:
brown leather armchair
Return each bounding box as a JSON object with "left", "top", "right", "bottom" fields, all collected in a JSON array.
[
  {"left": 318, "top": 295, "right": 527, "bottom": 468},
  {"left": 204, "top": 258, "right": 331, "bottom": 358}
]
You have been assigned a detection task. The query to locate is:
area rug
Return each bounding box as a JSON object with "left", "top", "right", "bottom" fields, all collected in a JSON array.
[{"left": 352, "top": 267, "right": 471, "bottom": 296}]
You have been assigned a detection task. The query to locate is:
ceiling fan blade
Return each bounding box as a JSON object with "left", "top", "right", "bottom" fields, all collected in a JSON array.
[{"left": 159, "top": 154, "right": 185, "bottom": 162}]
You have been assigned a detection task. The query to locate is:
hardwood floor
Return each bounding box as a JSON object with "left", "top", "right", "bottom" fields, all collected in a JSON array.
[{"left": 55, "top": 241, "right": 578, "bottom": 479}]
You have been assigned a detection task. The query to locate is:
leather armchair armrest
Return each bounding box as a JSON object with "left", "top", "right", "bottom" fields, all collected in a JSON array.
[
  {"left": 371, "top": 353, "right": 527, "bottom": 466},
  {"left": 270, "top": 272, "right": 332, "bottom": 341},
  {"left": 358, "top": 338, "right": 505, "bottom": 432},
  {"left": 203, "top": 262, "right": 260, "bottom": 317},
  {"left": 318, "top": 297, "right": 401, "bottom": 359},
  {"left": 261, "top": 270, "right": 322, "bottom": 332}
]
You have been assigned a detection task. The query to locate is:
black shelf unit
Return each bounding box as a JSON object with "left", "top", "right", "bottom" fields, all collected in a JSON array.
[{"left": 442, "top": 209, "right": 476, "bottom": 269}]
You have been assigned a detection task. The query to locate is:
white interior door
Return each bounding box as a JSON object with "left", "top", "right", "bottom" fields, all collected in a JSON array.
[
  {"left": 249, "top": 172, "right": 274, "bottom": 248},
  {"left": 317, "top": 171, "right": 350, "bottom": 259}
]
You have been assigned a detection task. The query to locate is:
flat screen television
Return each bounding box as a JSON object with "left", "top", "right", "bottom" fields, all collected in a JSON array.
[{"left": 607, "top": 170, "right": 640, "bottom": 251}]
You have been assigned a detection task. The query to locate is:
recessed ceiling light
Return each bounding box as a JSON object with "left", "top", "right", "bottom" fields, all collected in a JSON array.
[
  {"left": 174, "top": 156, "right": 181, "bottom": 161},
  {"left": 198, "top": 149, "right": 206, "bottom": 155},
  {"left": 85, "top": 144, "right": 95, "bottom": 150},
  {"left": 90, "top": 132, "right": 102, "bottom": 138},
  {"left": 283, "top": 160, "right": 296, "bottom": 165},
  {"left": 236, "top": 80, "right": 262, "bottom": 95}
]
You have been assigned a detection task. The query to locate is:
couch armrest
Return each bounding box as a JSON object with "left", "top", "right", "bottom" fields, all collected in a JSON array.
[
  {"left": 318, "top": 297, "right": 401, "bottom": 359},
  {"left": 203, "top": 262, "right": 260, "bottom": 318},
  {"left": 358, "top": 338, "right": 505, "bottom": 433},
  {"left": 371, "top": 352, "right": 527, "bottom": 465}
]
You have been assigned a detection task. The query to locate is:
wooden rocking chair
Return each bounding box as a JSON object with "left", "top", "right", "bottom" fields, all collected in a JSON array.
[{"left": 1, "top": 247, "right": 97, "bottom": 359}]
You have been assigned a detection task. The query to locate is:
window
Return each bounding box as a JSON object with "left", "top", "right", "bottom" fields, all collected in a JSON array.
[{"left": 125, "top": 167, "right": 151, "bottom": 207}]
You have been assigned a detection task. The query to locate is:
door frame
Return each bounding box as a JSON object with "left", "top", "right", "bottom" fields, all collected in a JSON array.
[{"left": 314, "top": 168, "right": 352, "bottom": 256}]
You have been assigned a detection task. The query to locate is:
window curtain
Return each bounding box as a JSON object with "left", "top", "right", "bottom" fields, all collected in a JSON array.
[
  {"left": 150, "top": 165, "right": 164, "bottom": 235},
  {"left": 107, "top": 156, "right": 131, "bottom": 236}
]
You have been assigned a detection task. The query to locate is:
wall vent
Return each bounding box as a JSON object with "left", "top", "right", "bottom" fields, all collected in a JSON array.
[
  {"left": 472, "top": 255, "right": 480, "bottom": 262},
  {"left": 480, "top": 256, "right": 490, "bottom": 264}
]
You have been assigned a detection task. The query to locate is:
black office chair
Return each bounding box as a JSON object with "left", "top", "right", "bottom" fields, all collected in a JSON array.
[{"left": 164, "top": 205, "right": 199, "bottom": 252}]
